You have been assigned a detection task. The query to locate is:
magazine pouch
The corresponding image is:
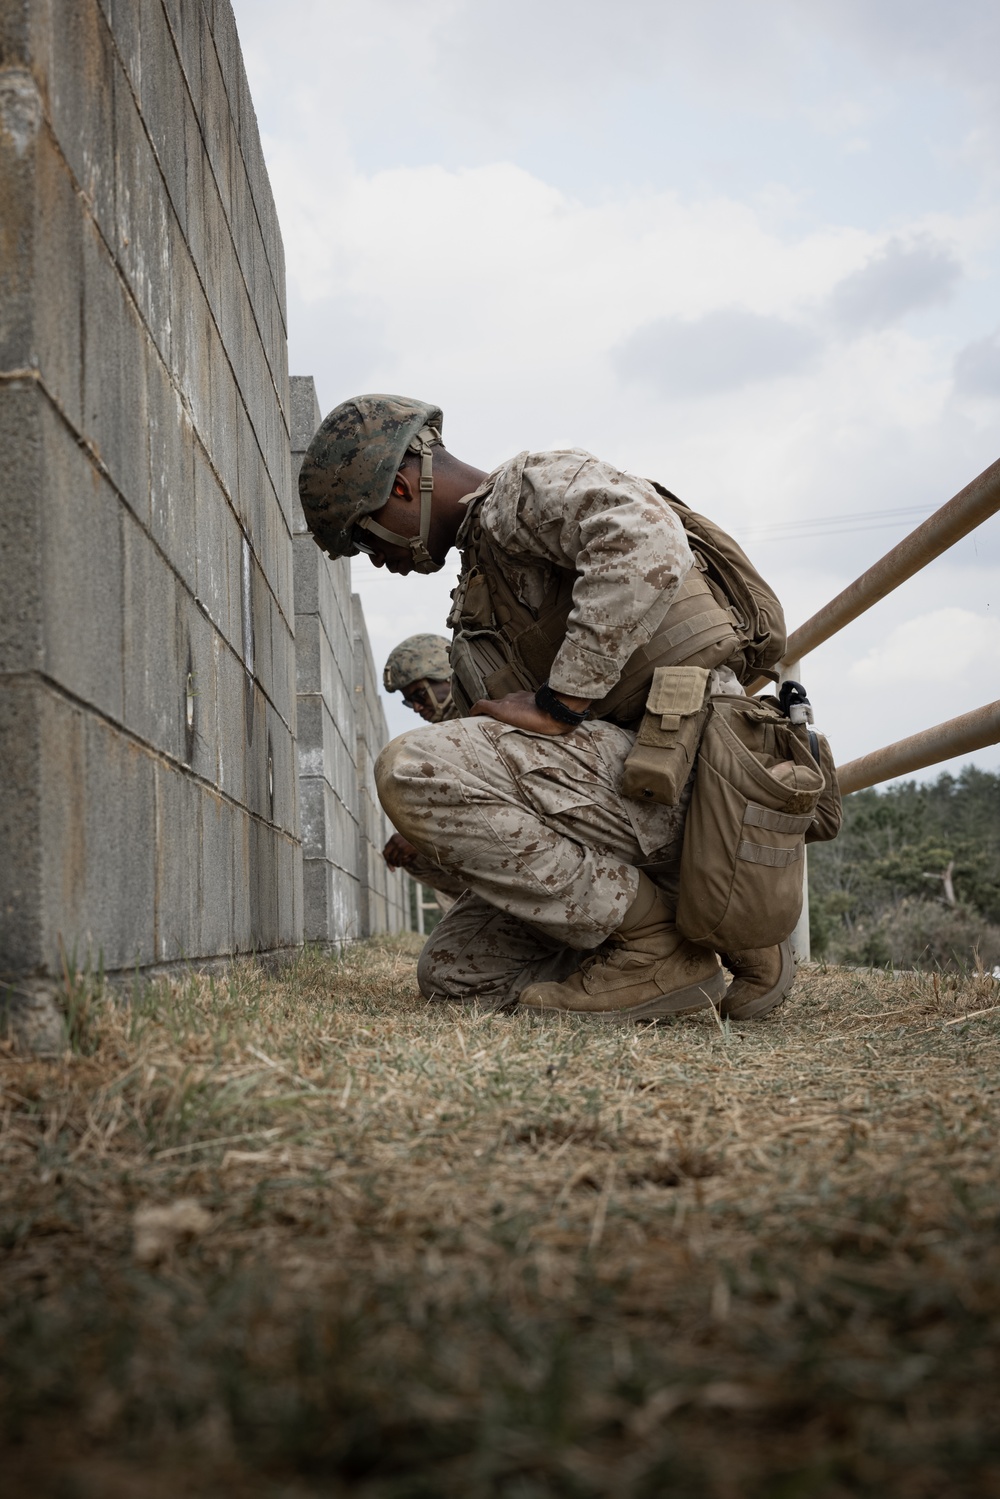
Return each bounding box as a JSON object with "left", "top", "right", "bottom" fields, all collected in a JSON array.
[
  {"left": 622, "top": 666, "right": 713, "bottom": 806},
  {"left": 676, "top": 695, "right": 825, "bottom": 950}
]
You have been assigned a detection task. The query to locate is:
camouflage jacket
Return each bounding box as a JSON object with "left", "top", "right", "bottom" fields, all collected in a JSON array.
[{"left": 449, "top": 450, "right": 696, "bottom": 702}]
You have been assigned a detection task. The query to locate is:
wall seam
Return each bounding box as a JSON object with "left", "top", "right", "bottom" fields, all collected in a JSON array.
[{"left": 0, "top": 670, "right": 299, "bottom": 844}]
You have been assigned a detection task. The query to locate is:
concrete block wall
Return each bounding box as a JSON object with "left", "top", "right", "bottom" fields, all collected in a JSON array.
[
  {"left": 290, "top": 377, "right": 410, "bottom": 942},
  {"left": 351, "top": 596, "right": 411, "bottom": 937},
  {"left": 0, "top": 0, "right": 301, "bottom": 976}
]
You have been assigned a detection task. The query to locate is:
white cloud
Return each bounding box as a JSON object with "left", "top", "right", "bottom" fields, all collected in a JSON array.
[
  {"left": 954, "top": 329, "right": 1000, "bottom": 398},
  {"left": 614, "top": 309, "right": 821, "bottom": 396},
  {"left": 849, "top": 608, "right": 1000, "bottom": 685},
  {"left": 828, "top": 234, "right": 962, "bottom": 333}
]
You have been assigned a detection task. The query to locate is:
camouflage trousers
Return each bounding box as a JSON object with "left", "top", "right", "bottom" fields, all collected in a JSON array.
[{"left": 375, "top": 717, "right": 690, "bottom": 1009}]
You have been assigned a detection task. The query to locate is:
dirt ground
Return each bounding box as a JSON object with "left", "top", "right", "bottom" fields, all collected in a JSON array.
[{"left": 3, "top": 938, "right": 1000, "bottom": 1497}]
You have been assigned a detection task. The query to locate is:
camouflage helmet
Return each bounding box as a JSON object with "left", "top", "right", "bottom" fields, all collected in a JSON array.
[
  {"left": 383, "top": 634, "right": 452, "bottom": 693},
  {"left": 298, "top": 394, "right": 443, "bottom": 568}
]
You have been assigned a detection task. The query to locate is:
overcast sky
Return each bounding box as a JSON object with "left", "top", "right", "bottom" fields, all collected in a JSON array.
[{"left": 232, "top": 0, "right": 999, "bottom": 779}]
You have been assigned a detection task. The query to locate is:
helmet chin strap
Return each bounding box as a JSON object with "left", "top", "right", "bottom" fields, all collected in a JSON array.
[
  {"left": 426, "top": 683, "right": 454, "bottom": 723},
  {"left": 357, "top": 426, "right": 442, "bottom": 573}
]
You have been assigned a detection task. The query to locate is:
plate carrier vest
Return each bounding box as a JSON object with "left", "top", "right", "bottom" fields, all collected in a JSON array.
[{"left": 447, "top": 481, "right": 786, "bottom": 725}]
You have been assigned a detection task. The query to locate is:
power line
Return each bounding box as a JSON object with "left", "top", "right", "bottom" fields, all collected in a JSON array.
[{"left": 739, "top": 503, "right": 937, "bottom": 544}]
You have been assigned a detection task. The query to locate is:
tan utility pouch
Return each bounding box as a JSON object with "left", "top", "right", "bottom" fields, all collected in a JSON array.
[
  {"left": 676, "top": 696, "right": 825, "bottom": 951},
  {"left": 621, "top": 666, "right": 712, "bottom": 806}
]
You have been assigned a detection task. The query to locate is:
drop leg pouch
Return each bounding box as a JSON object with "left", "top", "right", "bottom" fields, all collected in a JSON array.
[
  {"left": 676, "top": 695, "right": 824, "bottom": 951},
  {"left": 621, "top": 666, "right": 712, "bottom": 806}
]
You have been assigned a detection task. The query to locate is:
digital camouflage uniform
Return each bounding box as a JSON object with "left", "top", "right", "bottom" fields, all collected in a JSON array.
[
  {"left": 376, "top": 450, "right": 746, "bottom": 1009},
  {"left": 382, "top": 634, "right": 465, "bottom": 905}
]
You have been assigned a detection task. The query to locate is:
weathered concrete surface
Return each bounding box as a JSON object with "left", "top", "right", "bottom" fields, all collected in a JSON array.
[
  {"left": 290, "top": 376, "right": 410, "bottom": 941},
  {"left": 0, "top": 0, "right": 300, "bottom": 976}
]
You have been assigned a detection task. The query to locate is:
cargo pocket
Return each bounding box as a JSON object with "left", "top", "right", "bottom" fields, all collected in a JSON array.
[
  {"left": 676, "top": 698, "right": 824, "bottom": 950},
  {"left": 493, "top": 726, "right": 607, "bottom": 824}
]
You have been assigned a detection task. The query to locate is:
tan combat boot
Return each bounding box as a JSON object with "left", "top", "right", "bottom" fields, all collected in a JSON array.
[
  {"left": 718, "top": 938, "right": 795, "bottom": 1020},
  {"left": 519, "top": 872, "right": 725, "bottom": 1022}
]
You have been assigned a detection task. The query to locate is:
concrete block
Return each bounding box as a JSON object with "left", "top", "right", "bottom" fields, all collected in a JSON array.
[
  {"left": 0, "top": 677, "right": 43, "bottom": 975},
  {"left": 293, "top": 533, "right": 321, "bottom": 618},
  {"left": 248, "top": 555, "right": 273, "bottom": 705},
  {"left": 181, "top": 91, "right": 207, "bottom": 276},
  {"left": 248, "top": 816, "right": 278, "bottom": 950},
  {"left": 153, "top": 759, "right": 201, "bottom": 963},
  {"left": 269, "top": 604, "right": 295, "bottom": 732},
  {"left": 0, "top": 76, "right": 41, "bottom": 377},
  {"left": 40, "top": 399, "right": 125, "bottom": 723},
  {"left": 0, "top": 382, "right": 43, "bottom": 676},
  {"left": 265, "top": 701, "right": 297, "bottom": 836},
  {"left": 295, "top": 615, "right": 322, "bottom": 698},
  {"left": 290, "top": 375, "right": 321, "bottom": 452},
  {"left": 298, "top": 778, "right": 327, "bottom": 861},
  {"left": 208, "top": 328, "right": 240, "bottom": 510},
  {"left": 295, "top": 696, "right": 325, "bottom": 778},
  {"left": 290, "top": 485, "right": 309, "bottom": 539},
  {"left": 197, "top": 21, "right": 232, "bottom": 223},
  {"left": 268, "top": 483, "right": 295, "bottom": 624},
  {"left": 234, "top": 39, "right": 259, "bottom": 173},
  {"left": 48, "top": 0, "right": 117, "bottom": 243},
  {"left": 214, "top": 640, "right": 247, "bottom": 803},
  {"left": 249, "top": 226, "right": 276, "bottom": 380},
  {"left": 136, "top": 0, "right": 188, "bottom": 235},
  {"left": 302, "top": 858, "right": 330, "bottom": 944},
  {"left": 195, "top": 155, "right": 227, "bottom": 348},
  {"left": 223, "top": 501, "right": 245, "bottom": 655},
  {"left": 332, "top": 866, "right": 363, "bottom": 943},
  {"left": 265, "top": 412, "right": 288, "bottom": 516},
  {"left": 37, "top": 700, "right": 157, "bottom": 974},
  {"left": 234, "top": 398, "right": 262, "bottom": 544},
  {"left": 98, "top": 0, "right": 142, "bottom": 103},
  {"left": 276, "top": 828, "right": 301, "bottom": 948},
  {"left": 231, "top": 805, "right": 252, "bottom": 951},
  {"left": 82, "top": 219, "right": 150, "bottom": 521},
  {"left": 170, "top": 241, "right": 212, "bottom": 446},
  {"left": 244, "top": 676, "right": 270, "bottom": 820},
  {"left": 193, "top": 445, "right": 230, "bottom": 640},
  {"left": 162, "top": 0, "right": 203, "bottom": 109},
  {"left": 111, "top": 59, "right": 174, "bottom": 368},
  {"left": 198, "top": 788, "right": 233, "bottom": 957},
  {"left": 329, "top": 796, "right": 361, "bottom": 876},
  {"left": 210, "top": 1, "right": 242, "bottom": 121},
  {"left": 329, "top": 727, "right": 358, "bottom": 821},
  {"left": 33, "top": 131, "right": 85, "bottom": 431},
  {"left": 183, "top": 595, "right": 219, "bottom": 785},
  {"left": 226, "top": 126, "right": 252, "bottom": 288},
  {"left": 147, "top": 342, "right": 197, "bottom": 593},
  {"left": 122, "top": 512, "right": 185, "bottom": 759},
  {"left": 217, "top": 257, "right": 248, "bottom": 418}
]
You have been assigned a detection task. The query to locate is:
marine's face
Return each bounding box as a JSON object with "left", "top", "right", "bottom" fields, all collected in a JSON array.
[
  {"left": 401, "top": 679, "right": 450, "bottom": 721},
  {"left": 354, "top": 477, "right": 417, "bottom": 573}
]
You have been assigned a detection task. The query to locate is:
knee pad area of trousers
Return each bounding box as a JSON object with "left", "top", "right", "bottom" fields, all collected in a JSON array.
[{"left": 374, "top": 733, "right": 423, "bottom": 831}]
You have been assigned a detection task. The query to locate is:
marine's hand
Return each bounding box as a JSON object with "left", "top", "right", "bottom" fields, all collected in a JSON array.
[
  {"left": 471, "top": 691, "right": 579, "bottom": 736},
  {"left": 383, "top": 832, "right": 420, "bottom": 870}
]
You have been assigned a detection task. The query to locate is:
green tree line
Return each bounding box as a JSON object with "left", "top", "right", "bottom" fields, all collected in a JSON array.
[{"left": 808, "top": 767, "right": 1000, "bottom": 970}]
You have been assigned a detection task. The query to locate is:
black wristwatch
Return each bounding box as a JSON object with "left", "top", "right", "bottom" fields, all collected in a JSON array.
[{"left": 535, "top": 682, "right": 590, "bottom": 726}]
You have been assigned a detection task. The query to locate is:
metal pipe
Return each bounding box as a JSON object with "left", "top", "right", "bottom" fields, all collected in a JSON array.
[
  {"left": 778, "top": 660, "right": 811, "bottom": 962},
  {"left": 748, "top": 454, "right": 1000, "bottom": 692},
  {"left": 836, "top": 700, "right": 1000, "bottom": 795}
]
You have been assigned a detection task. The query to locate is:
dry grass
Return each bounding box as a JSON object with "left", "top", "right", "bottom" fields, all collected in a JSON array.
[{"left": 3, "top": 940, "right": 1000, "bottom": 1497}]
